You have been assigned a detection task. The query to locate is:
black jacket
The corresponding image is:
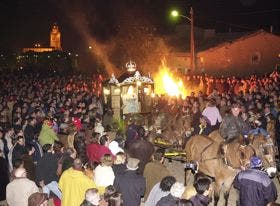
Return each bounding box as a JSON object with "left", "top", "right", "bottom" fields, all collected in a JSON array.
[
  {"left": 112, "top": 163, "right": 127, "bottom": 176},
  {"left": 0, "top": 157, "right": 9, "bottom": 201},
  {"left": 36, "top": 152, "right": 59, "bottom": 185},
  {"left": 156, "top": 194, "right": 180, "bottom": 206},
  {"left": 114, "top": 170, "right": 145, "bottom": 206},
  {"left": 12, "top": 144, "right": 27, "bottom": 165}
]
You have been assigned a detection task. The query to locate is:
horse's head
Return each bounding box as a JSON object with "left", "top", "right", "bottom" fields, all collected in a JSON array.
[
  {"left": 250, "top": 134, "right": 277, "bottom": 177},
  {"left": 238, "top": 144, "right": 256, "bottom": 168}
]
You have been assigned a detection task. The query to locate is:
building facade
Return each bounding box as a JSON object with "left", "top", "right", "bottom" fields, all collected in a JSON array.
[{"left": 168, "top": 30, "right": 280, "bottom": 76}]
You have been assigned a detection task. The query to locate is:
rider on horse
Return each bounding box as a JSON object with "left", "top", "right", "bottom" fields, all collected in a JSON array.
[{"left": 219, "top": 102, "right": 250, "bottom": 154}]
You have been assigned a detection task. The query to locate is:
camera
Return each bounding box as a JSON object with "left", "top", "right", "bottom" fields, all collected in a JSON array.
[{"left": 185, "top": 161, "right": 198, "bottom": 173}]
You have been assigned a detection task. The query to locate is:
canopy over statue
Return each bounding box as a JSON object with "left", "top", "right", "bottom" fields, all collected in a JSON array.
[{"left": 103, "top": 61, "right": 154, "bottom": 120}]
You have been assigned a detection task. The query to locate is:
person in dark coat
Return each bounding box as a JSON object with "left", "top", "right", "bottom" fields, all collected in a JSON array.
[
  {"left": 113, "top": 157, "right": 145, "bottom": 206},
  {"left": 112, "top": 152, "right": 126, "bottom": 176},
  {"left": 190, "top": 177, "right": 212, "bottom": 206},
  {"left": 36, "top": 144, "right": 62, "bottom": 199},
  {"left": 126, "top": 139, "right": 154, "bottom": 174},
  {"left": 0, "top": 149, "right": 9, "bottom": 202},
  {"left": 22, "top": 144, "right": 36, "bottom": 181},
  {"left": 193, "top": 116, "right": 212, "bottom": 136},
  {"left": 233, "top": 156, "right": 277, "bottom": 206},
  {"left": 12, "top": 135, "right": 27, "bottom": 166},
  {"left": 156, "top": 182, "right": 185, "bottom": 206},
  {"left": 24, "top": 117, "right": 37, "bottom": 145}
]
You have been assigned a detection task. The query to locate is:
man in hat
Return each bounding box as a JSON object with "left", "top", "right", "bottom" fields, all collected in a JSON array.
[
  {"left": 219, "top": 102, "right": 250, "bottom": 156},
  {"left": 114, "top": 157, "right": 145, "bottom": 206},
  {"left": 234, "top": 156, "right": 277, "bottom": 206}
]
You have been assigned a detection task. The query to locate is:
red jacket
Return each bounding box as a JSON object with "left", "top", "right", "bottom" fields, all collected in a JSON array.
[{"left": 86, "top": 144, "right": 114, "bottom": 163}]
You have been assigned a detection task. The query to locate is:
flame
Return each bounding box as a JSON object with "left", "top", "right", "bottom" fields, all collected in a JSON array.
[{"left": 154, "top": 60, "right": 187, "bottom": 99}]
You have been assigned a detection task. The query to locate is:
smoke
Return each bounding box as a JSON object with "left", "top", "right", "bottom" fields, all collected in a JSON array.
[
  {"left": 51, "top": 0, "right": 172, "bottom": 77},
  {"left": 51, "top": 0, "right": 117, "bottom": 75}
]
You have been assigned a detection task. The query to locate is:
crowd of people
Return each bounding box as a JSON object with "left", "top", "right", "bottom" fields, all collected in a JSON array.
[{"left": 0, "top": 68, "right": 279, "bottom": 206}]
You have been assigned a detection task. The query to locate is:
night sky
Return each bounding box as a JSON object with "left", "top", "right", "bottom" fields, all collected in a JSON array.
[{"left": 0, "top": 0, "right": 279, "bottom": 51}]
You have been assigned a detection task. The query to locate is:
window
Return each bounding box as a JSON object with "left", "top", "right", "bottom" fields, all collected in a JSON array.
[{"left": 251, "top": 52, "right": 261, "bottom": 65}]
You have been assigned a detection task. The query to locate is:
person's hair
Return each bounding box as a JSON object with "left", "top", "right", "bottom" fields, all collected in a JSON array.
[
  {"left": 65, "top": 147, "right": 76, "bottom": 156},
  {"left": 208, "top": 99, "right": 216, "bottom": 107},
  {"left": 114, "top": 152, "right": 126, "bottom": 164},
  {"left": 100, "top": 154, "right": 113, "bottom": 166},
  {"left": 177, "top": 199, "right": 194, "bottom": 206},
  {"left": 25, "top": 144, "right": 34, "bottom": 152},
  {"left": 27, "top": 117, "right": 35, "bottom": 124},
  {"left": 154, "top": 148, "right": 165, "bottom": 161},
  {"left": 28, "top": 192, "right": 48, "bottom": 206},
  {"left": 17, "top": 135, "right": 24, "bottom": 141},
  {"left": 103, "top": 185, "right": 117, "bottom": 201},
  {"left": 42, "top": 144, "right": 52, "bottom": 153},
  {"left": 80, "top": 201, "right": 95, "bottom": 206},
  {"left": 193, "top": 177, "right": 211, "bottom": 195},
  {"left": 160, "top": 176, "right": 176, "bottom": 192},
  {"left": 85, "top": 188, "right": 99, "bottom": 203},
  {"left": 73, "top": 158, "right": 83, "bottom": 170},
  {"left": 90, "top": 133, "right": 100, "bottom": 144},
  {"left": 108, "top": 192, "right": 123, "bottom": 206},
  {"left": 53, "top": 141, "right": 64, "bottom": 153},
  {"left": 100, "top": 135, "right": 108, "bottom": 146},
  {"left": 13, "top": 158, "right": 23, "bottom": 168}
]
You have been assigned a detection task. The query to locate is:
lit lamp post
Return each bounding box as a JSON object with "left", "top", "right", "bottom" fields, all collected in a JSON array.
[{"left": 171, "top": 8, "right": 195, "bottom": 74}]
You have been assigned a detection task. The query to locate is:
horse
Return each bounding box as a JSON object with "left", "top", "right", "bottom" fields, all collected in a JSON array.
[
  {"left": 184, "top": 135, "right": 240, "bottom": 206},
  {"left": 147, "top": 111, "right": 192, "bottom": 146},
  {"left": 208, "top": 130, "right": 256, "bottom": 169},
  {"left": 248, "top": 134, "right": 278, "bottom": 177}
]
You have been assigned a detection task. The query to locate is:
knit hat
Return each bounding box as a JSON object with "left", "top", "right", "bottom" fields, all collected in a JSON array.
[
  {"left": 250, "top": 156, "right": 262, "bottom": 168},
  {"left": 170, "top": 182, "right": 185, "bottom": 198},
  {"left": 28, "top": 192, "right": 48, "bottom": 206},
  {"left": 126, "top": 157, "right": 140, "bottom": 170},
  {"left": 85, "top": 188, "right": 100, "bottom": 205},
  {"left": 109, "top": 141, "right": 124, "bottom": 155}
]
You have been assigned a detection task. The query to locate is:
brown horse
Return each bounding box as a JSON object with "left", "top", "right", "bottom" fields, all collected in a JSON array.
[
  {"left": 185, "top": 135, "right": 239, "bottom": 206},
  {"left": 208, "top": 130, "right": 277, "bottom": 172},
  {"left": 208, "top": 130, "right": 256, "bottom": 169},
  {"left": 148, "top": 111, "right": 192, "bottom": 145}
]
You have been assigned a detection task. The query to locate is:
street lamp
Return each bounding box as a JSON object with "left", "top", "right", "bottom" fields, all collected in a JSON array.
[{"left": 171, "top": 8, "right": 195, "bottom": 74}]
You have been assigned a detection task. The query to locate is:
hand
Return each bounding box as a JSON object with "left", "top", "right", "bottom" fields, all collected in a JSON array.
[{"left": 39, "top": 181, "right": 45, "bottom": 187}]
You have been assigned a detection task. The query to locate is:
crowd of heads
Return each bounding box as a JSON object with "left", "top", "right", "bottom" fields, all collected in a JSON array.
[{"left": 0, "top": 68, "right": 279, "bottom": 206}]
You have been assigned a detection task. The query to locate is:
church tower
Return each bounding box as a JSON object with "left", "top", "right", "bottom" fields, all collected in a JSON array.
[{"left": 50, "top": 24, "right": 62, "bottom": 50}]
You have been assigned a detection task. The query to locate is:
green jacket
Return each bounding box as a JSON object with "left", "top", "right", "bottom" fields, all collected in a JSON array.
[{"left": 39, "top": 123, "right": 58, "bottom": 146}]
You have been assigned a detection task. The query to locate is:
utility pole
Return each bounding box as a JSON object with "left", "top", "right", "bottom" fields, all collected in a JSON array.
[{"left": 190, "top": 7, "right": 195, "bottom": 74}]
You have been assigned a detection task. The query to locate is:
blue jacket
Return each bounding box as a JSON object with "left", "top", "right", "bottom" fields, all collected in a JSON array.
[{"left": 234, "top": 169, "right": 277, "bottom": 206}]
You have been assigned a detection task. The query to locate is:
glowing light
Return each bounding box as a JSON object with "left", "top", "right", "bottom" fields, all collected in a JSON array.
[
  {"left": 154, "top": 59, "right": 187, "bottom": 99},
  {"left": 136, "top": 81, "right": 142, "bottom": 86},
  {"left": 144, "top": 87, "right": 150, "bottom": 94},
  {"left": 114, "top": 88, "right": 121, "bottom": 94},
  {"left": 171, "top": 10, "right": 179, "bottom": 17},
  {"left": 127, "top": 86, "right": 135, "bottom": 96},
  {"left": 103, "top": 88, "right": 110, "bottom": 95}
]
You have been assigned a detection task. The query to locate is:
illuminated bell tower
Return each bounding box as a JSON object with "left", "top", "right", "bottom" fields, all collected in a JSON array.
[{"left": 50, "top": 24, "right": 62, "bottom": 50}]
